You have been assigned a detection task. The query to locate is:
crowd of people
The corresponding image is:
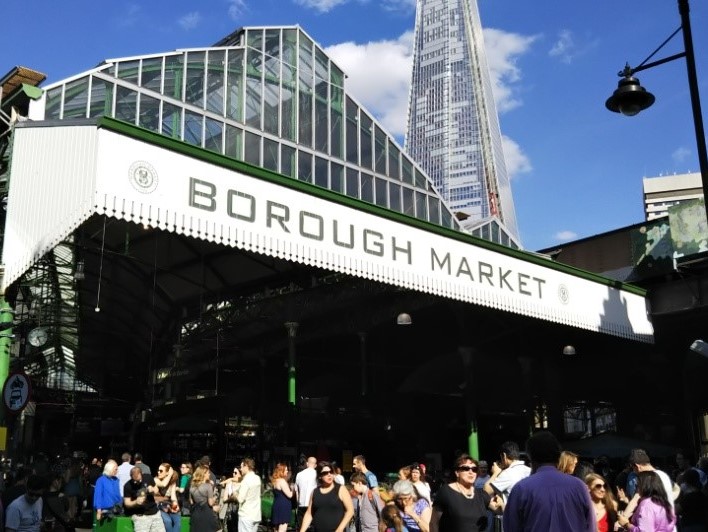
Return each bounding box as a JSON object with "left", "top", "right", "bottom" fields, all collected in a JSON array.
[{"left": 1, "top": 436, "right": 707, "bottom": 532}]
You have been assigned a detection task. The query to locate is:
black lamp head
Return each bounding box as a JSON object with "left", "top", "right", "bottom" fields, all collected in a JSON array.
[{"left": 605, "top": 75, "right": 655, "bottom": 116}]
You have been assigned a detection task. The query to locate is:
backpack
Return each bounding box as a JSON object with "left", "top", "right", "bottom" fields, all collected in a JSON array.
[{"left": 352, "top": 489, "right": 382, "bottom": 532}]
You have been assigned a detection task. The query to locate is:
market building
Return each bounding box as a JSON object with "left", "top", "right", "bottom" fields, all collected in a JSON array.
[{"left": 0, "top": 26, "right": 663, "bottom": 469}]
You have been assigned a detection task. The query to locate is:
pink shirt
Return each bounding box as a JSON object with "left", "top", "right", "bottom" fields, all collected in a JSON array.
[{"left": 630, "top": 498, "right": 676, "bottom": 532}]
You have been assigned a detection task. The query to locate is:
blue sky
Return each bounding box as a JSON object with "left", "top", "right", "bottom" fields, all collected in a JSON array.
[{"left": 3, "top": 0, "right": 707, "bottom": 251}]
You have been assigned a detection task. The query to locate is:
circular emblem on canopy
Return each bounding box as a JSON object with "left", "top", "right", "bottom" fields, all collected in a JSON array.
[
  {"left": 129, "top": 161, "right": 159, "bottom": 194},
  {"left": 558, "top": 284, "right": 570, "bottom": 304}
]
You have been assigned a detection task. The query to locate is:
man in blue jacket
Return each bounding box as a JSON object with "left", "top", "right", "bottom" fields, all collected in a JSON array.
[
  {"left": 503, "top": 431, "right": 594, "bottom": 532},
  {"left": 94, "top": 460, "right": 123, "bottom": 522}
]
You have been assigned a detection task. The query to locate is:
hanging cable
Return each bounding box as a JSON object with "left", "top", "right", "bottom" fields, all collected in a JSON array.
[{"left": 95, "top": 216, "right": 106, "bottom": 312}]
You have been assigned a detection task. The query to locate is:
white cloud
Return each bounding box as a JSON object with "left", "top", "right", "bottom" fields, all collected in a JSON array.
[
  {"left": 549, "top": 29, "right": 575, "bottom": 64},
  {"left": 502, "top": 135, "right": 532, "bottom": 179},
  {"left": 555, "top": 230, "right": 578, "bottom": 241},
  {"left": 227, "top": 0, "right": 247, "bottom": 20},
  {"left": 483, "top": 28, "right": 538, "bottom": 113},
  {"left": 178, "top": 12, "right": 201, "bottom": 31},
  {"left": 294, "top": 0, "right": 350, "bottom": 13},
  {"left": 548, "top": 30, "right": 599, "bottom": 65},
  {"left": 672, "top": 146, "right": 691, "bottom": 164},
  {"left": 293, "top": 0, "right": 413, "bottom": 14},
  {"left": 116, "top": 4, "right": 141, "bottom": 28},
  {"left": 325, "top": 31, "right": 415, "bottom": 137}
]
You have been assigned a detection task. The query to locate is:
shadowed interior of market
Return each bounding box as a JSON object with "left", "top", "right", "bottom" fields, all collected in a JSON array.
[{"left": 7, "top": 210, "right": 697, "bottom": 471}]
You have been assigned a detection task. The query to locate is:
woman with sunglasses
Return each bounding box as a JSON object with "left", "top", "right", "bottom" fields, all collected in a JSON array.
[
  {"left": 219, "top": 467, "right": 242, "bottom": 532},
  {"left": 584, "top": 473, "right": 617, "bottom": 532},
  {"left": 299, "top": 461, "right": 354, "bottom": 532},
  {"left": 155, "top": 463, "right": 181, "bottom": 532},
  {"left": 430, "top": 454, "right": 492, "bottom": 532}
]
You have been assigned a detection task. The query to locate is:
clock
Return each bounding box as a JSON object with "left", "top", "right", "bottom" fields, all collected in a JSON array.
[{"left": 28, "top": 327, "right": 48, "bottom": 347}]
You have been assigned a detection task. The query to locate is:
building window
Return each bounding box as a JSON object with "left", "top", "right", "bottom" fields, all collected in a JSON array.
[
  {"left": 185, "top": 51, "right": 206, "bottom": 108},
  {"left": 244, "top": 131, "right": 261, "bottom": 166},
  {"left": 63, "top": 77, "right": 90, "bottom": 119},
  {"left": 563, "top": 401, "right": 617, "bottom": 438},
  {"left": 205, "top": 118, "right": 223, "bottom": 154},
  {"left": 298, "top": 150, "right": 313, "bottom": 183}
]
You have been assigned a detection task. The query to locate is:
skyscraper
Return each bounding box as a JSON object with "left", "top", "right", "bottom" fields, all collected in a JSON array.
[{"left": 405, "top": 0, "right": 521, "bottom": 247}]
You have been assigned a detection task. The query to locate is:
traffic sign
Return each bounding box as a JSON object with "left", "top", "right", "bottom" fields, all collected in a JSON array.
[{"left": 2, "top": 372, "right": 31, "bottom": 413}]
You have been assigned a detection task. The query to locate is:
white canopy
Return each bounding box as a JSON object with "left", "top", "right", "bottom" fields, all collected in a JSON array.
[{"left": 2, "top": 119, "right": 654, "bottom": 343}]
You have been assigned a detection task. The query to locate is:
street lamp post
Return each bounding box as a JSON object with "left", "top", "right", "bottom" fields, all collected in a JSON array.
[{"left": 605, "top": 0, "right": 708, "bottom": 223}]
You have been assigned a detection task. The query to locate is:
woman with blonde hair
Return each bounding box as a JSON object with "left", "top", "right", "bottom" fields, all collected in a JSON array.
[
  {"left": 380, "top": 504, "right": 406, "bottom": 532},
  {"left": 584, "top": 473, "right": 617, "bottom": 532},
  {"left": 398, "top": 466, "right": 412, "bottom": 481},
  {"left": 558, "top": 451, "right": 579, "bottom": 474},
  {"left": 155, "top": 463, "right": 181, "bottom": 532},
  {"left": 190, "top": 464, "right": 220, "bottom": 531},
  {"left": 270, "top": 463, "right": 293, "bottom": 532}
]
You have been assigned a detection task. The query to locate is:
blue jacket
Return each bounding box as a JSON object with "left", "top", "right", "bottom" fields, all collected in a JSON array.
[{"left": 94, "top": 475, "right": 122, "bottom": 511}]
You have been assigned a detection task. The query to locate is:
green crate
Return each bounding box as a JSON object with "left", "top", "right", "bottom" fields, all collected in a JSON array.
[
  {"left": 93, "top": 515, "right": 190, "bottom": 532},
  {"left": 94, "top": 516, "right": 133, "bottom": 532}
]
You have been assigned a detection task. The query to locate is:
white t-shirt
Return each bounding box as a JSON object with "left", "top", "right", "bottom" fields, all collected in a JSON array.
[
  {"left": 653, "top": 468, "right": 677, "bottom": 532},
  {"left": 295, "top": 467, "right": 317, "bottom": 508},
  {"left": 490, "top": 460, "right": 531, "bottom": 503},
  {"left": 654, "top": 468, "right": 676, "bottom": 508},
  {"left": 117, "top": 461, "right": 133, "bottom": 490}
]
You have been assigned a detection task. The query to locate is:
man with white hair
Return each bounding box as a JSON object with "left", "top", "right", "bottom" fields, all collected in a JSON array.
[{"left": 93, "top": 460, "right": 123, "bottom": 522}]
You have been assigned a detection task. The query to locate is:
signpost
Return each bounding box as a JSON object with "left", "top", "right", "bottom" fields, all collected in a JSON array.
[{"left": 2, "top": 372, "right": 31, "bottom": 414}]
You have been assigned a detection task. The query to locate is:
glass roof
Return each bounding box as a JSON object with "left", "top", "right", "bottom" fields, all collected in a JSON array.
[{"left": 36, "top": 25, "right": 461, "bottom": 232}]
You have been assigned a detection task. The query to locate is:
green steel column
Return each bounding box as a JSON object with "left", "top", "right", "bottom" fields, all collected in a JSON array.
[
  {"left": 285, "top": 322, "right": 298, "bottom": 406},
  {"left": 460, "top": 346, "right": 479, "bottom": 459},
  {"left": 0, "top": 298, "right": 14, "bottom": 426},
  {"left": 468, "top": 425, "right": 479, "bottom": 460}
]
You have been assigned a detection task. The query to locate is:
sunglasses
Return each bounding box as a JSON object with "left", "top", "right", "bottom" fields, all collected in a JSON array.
[
  {"left": 158, "top": 469, "right": 166, "bottom": 473},
  {"left": 592, "top": 483, "right": 607, "bottom": 490},
  {"left": 457, "top": 465, "right": 478, "bottom": 473},
  {"left": 319, "top": 470, "right": 333, "bottom": 477},
  {"left": 233, "top": 470, "right": 240, "bottom": 474}
]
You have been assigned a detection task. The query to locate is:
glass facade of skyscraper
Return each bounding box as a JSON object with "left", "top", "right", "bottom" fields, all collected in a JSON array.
[{"left": 406, "top": 0, "right": 521, "bottom": 246}]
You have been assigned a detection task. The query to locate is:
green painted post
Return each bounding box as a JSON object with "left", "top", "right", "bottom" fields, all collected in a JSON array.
[
  {"left": 0, "top": 298, "right": 14, "bottom": 443},
  {"left": 285, "top": 322, "right": 298, "bottom": 406},
  {"left": 468, "top": 424, "right": 479, "bottom": 460}
]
